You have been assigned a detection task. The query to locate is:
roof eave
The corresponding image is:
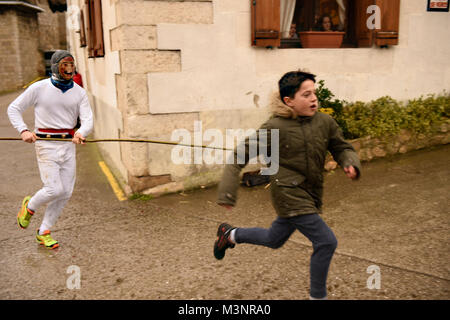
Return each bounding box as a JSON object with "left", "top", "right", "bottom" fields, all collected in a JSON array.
[{"left": 0, "top": 1, "right": 45, "bottom": 12}]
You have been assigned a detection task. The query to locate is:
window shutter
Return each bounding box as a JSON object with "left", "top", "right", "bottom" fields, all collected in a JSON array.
[
  {"left": 79, "top": 9, "right": 87, "bottom": 47},
  {"left": 93, "top": 0, "right": 105, "bottom": 56},
  {"left": 86, "top": 0, "right": 105, "bottom": 57},
  {"left": 251, "top": 0, "right": 281, "bottom": 48},
  {"left": 86, "top": 0, "right": 95, "bottom": 57},
  {"left": 354, "top": 0, "right": 375, "bottom": 47},
  {"left": 374, "top": 0, "right": 400, "bottom": 46}
]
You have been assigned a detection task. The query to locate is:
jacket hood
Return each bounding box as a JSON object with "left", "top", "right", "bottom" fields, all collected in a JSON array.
[{"left": 268, "top": 91, "right": 297, "bottom": 119}]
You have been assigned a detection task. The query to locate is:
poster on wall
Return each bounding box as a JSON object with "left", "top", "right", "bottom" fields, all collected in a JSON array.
[{"left": 427, "top": 0, "right": 449, "bottom": 11}]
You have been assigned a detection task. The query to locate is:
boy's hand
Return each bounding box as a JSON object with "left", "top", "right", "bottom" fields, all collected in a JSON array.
[
  {"left": 72, "top": 132, "right": 86, "bottom": 145},
  {"left": 219, "top": 204, "right": 233, "bottom": 211},
  {"left": 344, "top": 166, "right": 357, "bottom": 180},
  {"left": 21, "top": 130, "right": 37, "bottom": 143}
]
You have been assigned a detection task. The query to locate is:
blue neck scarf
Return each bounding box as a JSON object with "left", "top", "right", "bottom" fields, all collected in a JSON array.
[{"left": 51, "top": 77, "right": 74, "bottom": 93}]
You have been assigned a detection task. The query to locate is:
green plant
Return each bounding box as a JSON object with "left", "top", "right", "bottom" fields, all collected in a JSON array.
[
  {"left": 316, "top": 80, "right": 449, "bottom": 139},
  {"left": 129, "top": 193, "right": 153, "bottom": 201},
  {"left": 343, "top": 96, "right": 404, "bottom": 139},
  {"left": 316, "top": 79, "right": 349, "bottom": 137},
  {"left": 402, "top": 93, "right": 450, "bottom": 133}
]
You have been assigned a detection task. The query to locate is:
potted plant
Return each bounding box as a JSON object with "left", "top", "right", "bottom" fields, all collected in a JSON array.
[{"left": 298, "top": 31, "right": 345, "bottom": 48}]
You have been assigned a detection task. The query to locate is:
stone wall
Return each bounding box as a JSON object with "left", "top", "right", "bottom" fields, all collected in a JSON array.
[
  {"left": 324, "top": 120, "right": 450, "bottom": 171},
  {"left": 0, "top": 7, "right": 41, "bottom": 91},
  {"left": 37, "top": 0, "right": 67, "bottom": 52},
  {"left": 0, "top": 9, "right": 19, "bottom": 91},
  {"left": 0, "top": 2, "right": 66, "bottom": 92},
  {"left": 16, "top": 8, "right": 43, "bottom": 80}
]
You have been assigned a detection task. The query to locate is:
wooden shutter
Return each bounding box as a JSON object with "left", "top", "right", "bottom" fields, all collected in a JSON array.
[
  {"left": 374, "top": 0, "right": 400, "bottom": 46},
  {"left": 86, "top": 0, "right": 95, "bottom": 57},
  {"left": 93, "top": 0, "right": 105, "bottom": 56},
  {"left": 79, "top": 9, "right": 87, "bottom": 47},
  {"left": 86, "top": 0, "right": 104, "bottom": 57},
  {"left": 251, "top": 0, "right": 281, "bottom": 48},
  {"left": 354, "top": 0, "right": 375, "bottom": 47}
]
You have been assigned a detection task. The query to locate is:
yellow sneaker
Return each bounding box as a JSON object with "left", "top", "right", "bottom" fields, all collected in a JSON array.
[
  {"left": 17, "top": 196, "right": 34, "bottom": 229},
  {"left": 36, "top": 229, "right": 59, "bottom": 249}
]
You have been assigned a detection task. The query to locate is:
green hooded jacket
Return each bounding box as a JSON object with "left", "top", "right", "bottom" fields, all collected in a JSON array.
[{"left": 217, "top": 96, "right": 361, "bottom": 218}]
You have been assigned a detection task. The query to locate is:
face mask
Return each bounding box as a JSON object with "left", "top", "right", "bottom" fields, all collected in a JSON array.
[
  {"left": 58, "top": 57, "right": 75, "bottom": 81},
  {"left": 50, "top": 50, "right": 75, "bottom": 82}
]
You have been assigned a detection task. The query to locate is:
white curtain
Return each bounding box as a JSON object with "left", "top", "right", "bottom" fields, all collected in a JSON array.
[
  {"left": 280, "top": 0, "right": 297, "bottom": 38},
  {"left": 336, "top": 0, "right": 346, "bottom": 31}
]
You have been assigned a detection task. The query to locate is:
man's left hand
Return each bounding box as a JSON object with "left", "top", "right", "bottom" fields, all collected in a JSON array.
[{"left": 72, "top": 132, "right": 86, "bottom": 145}]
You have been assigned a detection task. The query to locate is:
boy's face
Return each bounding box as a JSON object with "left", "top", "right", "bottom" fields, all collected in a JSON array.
[{"left": 283, "top": 79, "right": 318, "bottom": 117}]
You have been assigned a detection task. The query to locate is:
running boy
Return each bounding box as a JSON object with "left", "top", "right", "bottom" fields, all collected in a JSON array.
[
  {"left": 213, "top": 70, "right": 361, "bottom": 299},
  {"left": 7, "top": 50, "right": 93, "bottom": 249}
]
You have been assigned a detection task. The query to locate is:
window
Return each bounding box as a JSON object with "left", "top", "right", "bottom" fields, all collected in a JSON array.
[
  {"left": 251, "top": 0, "right": 400, "bottom": 48},
  {"left": 85, "top": 0, "right": 104, "bottom": 57}
]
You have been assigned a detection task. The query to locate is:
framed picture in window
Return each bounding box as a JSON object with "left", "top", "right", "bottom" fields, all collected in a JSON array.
[{"left": 427, "top": 0, "right": 449, "bottom": 12}]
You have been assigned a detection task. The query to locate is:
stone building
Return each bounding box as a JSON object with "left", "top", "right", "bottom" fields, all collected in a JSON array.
[
  {"left": 0, "top": 0, "right": 67, "bottom": 92},
  {"left": 64, "top": 0, "right": 450, "bottom": 196}
]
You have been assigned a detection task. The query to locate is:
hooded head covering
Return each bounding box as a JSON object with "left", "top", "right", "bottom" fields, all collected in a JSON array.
[
  {"left": 50, "top": 50, "right": 75, "bottom": 93},
  {"left": 51, "top": 50, "right": 75, "bottom": 82}
]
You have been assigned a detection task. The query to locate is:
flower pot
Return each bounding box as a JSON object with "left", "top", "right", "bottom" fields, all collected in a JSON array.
[{"left": 298, "top": 31, "right": 345, "bottom": 48}]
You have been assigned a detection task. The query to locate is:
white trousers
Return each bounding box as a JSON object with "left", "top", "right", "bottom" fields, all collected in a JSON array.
[{"left": 27, "top": 141, "right": 76, "bottom": 233}]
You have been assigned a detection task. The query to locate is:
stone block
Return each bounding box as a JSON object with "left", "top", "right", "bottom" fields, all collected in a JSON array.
[
  {"left": 183, "top": 169, "right": 223, "bottom": 190},
  {"left": 399, "top": 145, "right": 408, "bottom": 154},
  {"left": 398, "top": 129, "right": 412, "bottom": 143},
  {"left": 362, "top": 148, "right": 373, "bottom": 161},
  {"left": 429, "top": 134, "right": 446, "bottom": 146},
  {"left": 121, "top": 142, "right": 149, "bottom": 177},
  {"left": 116, "top": 73, "right": 149, "bottom": 115},
  {"left": 385, "top": 141, "right": 400, "bottom": 155},
  {"left": 111, "top": 25, "right": 157, "bottom": 51},
  {"left": 117, "top": 0, "right": 213, "bottom": 25},
  {"left": 372, "top": 146, "right": 387, "bottom": 158},
  {"left": 444, "top": 133, "right": 450, "bottom": 144},
  {"left": 120, "top": 50, "right": 181, "bottom": 73},
  {"left": 126, "top": 113, "right": 199, "bottom": 138},
  {"left": 128, "top": 173, "right": 172, "bottom": 193},
  {"left": 142, "top": 181, "right": 185, "bottom": 197}
]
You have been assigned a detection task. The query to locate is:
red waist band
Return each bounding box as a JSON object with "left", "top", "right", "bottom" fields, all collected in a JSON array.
[{"left": 38, "top": 128, "right": 76, "bottom": 136}]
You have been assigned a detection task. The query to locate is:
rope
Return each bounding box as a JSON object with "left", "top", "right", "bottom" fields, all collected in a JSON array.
[{"left": 0, "top": 137, "right": 233, "bottom": 151}]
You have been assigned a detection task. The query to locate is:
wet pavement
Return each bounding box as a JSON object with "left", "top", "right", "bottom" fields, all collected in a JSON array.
[{"left": 0, "top": 90, "right": 449, "bottom": 300}]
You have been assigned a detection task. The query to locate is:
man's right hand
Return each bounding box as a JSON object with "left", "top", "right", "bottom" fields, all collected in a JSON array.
[{"left": 21, "top": 130, "right": 37, "bottom": 143}]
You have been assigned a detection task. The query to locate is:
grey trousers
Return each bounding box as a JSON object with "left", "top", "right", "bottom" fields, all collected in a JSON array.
[{"left": 234, "top": 213, "right": 337, "bottom": 299}]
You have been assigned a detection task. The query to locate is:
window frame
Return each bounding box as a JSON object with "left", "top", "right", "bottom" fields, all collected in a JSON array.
[{"left": 251, "top": 0, "right": 400, "bottom": 49}]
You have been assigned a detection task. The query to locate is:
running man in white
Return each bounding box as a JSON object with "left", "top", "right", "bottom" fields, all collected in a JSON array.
[{"left": 7, "top": 50, "right": 93, "bottom": 249}]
